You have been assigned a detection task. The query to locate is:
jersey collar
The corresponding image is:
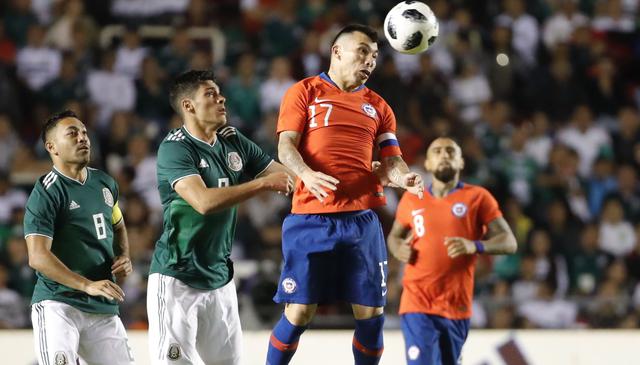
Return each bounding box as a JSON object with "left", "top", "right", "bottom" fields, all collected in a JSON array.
[
  {"left": 427, "top": 181, "right": 464, "bottom": 197},
  {"left": 53, "top": 166, "right": 89, "bottom": 185},
  {"left": 319, "top": 72, "right": 366, "bottom": 92},
  {"left": 182, "top": 125, "right": 218, "bottom": 148}
]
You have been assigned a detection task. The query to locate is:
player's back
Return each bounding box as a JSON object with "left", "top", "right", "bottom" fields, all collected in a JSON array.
[
  {"left": 395, "top": 182, "right": 502, "bottom": 319},
  {"left": 278, "top": 73, "right": 401, "bottom": 214}
]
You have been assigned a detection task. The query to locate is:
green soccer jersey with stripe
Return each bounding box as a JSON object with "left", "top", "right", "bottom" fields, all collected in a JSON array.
[
  {"left": 150, "top": 125, "right": 273, "bottom": 290},
  {"left": 23, "top": 167, "right": 122, "bottom": 315}
]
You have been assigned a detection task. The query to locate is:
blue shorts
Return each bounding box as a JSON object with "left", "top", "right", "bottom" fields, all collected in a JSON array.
[
  {"left": 401, "top": 313, "right": 470, "bottom": 365},
  {"left": 273, "top": 209, "right": 388, "bottom": 307}
]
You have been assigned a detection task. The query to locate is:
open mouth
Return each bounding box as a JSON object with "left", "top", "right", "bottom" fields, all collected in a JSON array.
[{"left": 359, "top": 70, "right": 371, "bottom": 78}]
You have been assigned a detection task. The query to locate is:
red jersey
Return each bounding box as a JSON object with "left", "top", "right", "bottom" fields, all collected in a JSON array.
[
  {"left": 277, "top": 73, "right": 402, "bottom": 214},
  {"left": 395, "top": 183, "right": 502, "bottom": 319}
]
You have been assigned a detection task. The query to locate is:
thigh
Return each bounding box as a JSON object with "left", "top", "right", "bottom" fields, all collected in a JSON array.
[
  {"left": 77, "top": 315, "right": 134, "bottom": 365},
  {"left": 339, "top": 211, "right": 388, "bottom": 307},
  {"left": 274, "top": 214, "right": 339, "bottom": 305},
  {"left": 436, "top": 317, "right": 470, "bottom": 365},
  {"left": 31, "top": 301, "right": 81, "bottom": 365},
  {"left": 401, "top": 313, "right": 441, "bottom": 365},
  {"left": 196, "top": 280, "right": 242, "bottom": 365},
  {"left": 147, "top": 273, "right": 203, "bottom": 365}
]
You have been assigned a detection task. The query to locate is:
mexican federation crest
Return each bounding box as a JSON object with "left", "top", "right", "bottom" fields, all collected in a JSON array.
[
  {"left": 227, "top": 152, "right": 243, "bottom": 172},
  {"left": 168, "top": 343, "right": 181, "bottom": 361},
  {"left": 102, "top": 188, "right": 114, "bottom": 207},
  {"left": 54, "top": 351, "right": 68, "bottom": 365}
]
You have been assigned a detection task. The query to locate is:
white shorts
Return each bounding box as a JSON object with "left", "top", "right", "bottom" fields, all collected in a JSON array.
[
  {"left": 31, "top": 300, "right": 135, "bottom": 365},
  {"left": 147, "top": 273, "right": 243, "bottom": 365}
]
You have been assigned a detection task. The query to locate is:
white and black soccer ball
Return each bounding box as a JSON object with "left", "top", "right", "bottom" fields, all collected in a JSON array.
[{"left": 384, "top": 1, "right": 439, "bottom": 54}]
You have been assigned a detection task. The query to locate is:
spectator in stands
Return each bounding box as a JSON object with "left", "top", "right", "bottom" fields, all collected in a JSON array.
[
  {"left": 0, "top": 263, "right": 26, "bottom": 328},
  {"left": 259, "top": 56, "right": 295, "bottom": 113},
  {"left": 569, "top": 223, "right": 610, "bottom": 296},
  {"left": 114, "top": 25, "right": 148, "bottom": 79},
  {"left": 598, "top": 198, "right": 636, "bottom": 258},
  {"left": 0, "top": 20, "right": 17, "bottom": 65},
  {"left": 0, "top": 114, "right": 21, "bottom": 174},
  {"left": 586, "top": 157, "right": 618, "bottom": 218},
  {"left": 3, "top": 0, "right": 38, "bottom": 47},
  {"left": 126, "top": 134, "right": 160, "bottom": 211},
  {"left": 542, "top": 0, "right": 589, "bottom": 51},
  {"left": 611, "top": 106, "right": 640, "bottom": 167},
  {"left": 226, "top": 52, "right": 262, "bottom": 134},
  {"left": 0, "top": 174, "right": 27, "bottom": 227},
  {"left": 156, "top": 25, "right": 192, "bottom": 77},
  {"left": 497, "top": 0, "right": 539, "bottom": 68},
  {"left": 518, "top": 280, "right": 578, "bottom": 328},
  {"left": 135, "top": 56, "right": 172, "bottom": 128},
  {"left": 4, "top": 235, "right": 36, "bottom": 300},
  {"left": 523, "top": 111, "right": 553, "bottom": 169},
  {"left": 16, "top": 24, "right": 62, "bottom": 92},
  {"left": 45, "top": 0, "right": 97, "bottom": 51},
  {"left": 41, "top": 51, "right": 87, "bottom": 110}
]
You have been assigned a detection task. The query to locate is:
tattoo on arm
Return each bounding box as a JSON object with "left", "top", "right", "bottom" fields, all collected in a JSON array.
[
  {"left": 384, "top": 156, "right": 409, "bottom": 186},
  {"left": 278, "top": 132, "right": 310, "bottom": 176}
]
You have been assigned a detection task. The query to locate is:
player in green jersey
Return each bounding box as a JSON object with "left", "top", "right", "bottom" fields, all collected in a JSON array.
[
  {"left": 23, "top": 110, "right": 134, "bottom": 365},
  {"left": 147, "top": 70, "right": 294, "bottom": 365}
]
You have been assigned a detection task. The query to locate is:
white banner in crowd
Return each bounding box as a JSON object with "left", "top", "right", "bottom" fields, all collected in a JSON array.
[{"left": 1, "top": 329, "right": 637, "bottom": 364}]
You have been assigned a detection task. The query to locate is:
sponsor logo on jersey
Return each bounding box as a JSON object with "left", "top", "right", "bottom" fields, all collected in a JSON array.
[
  {"left": 54, "top": 351, "right": 68, "bottom": 365},
  {"left": 451, "top": 202, "right": 467, "bottom": 217},
  {"left": 69, "top": 200, "right": 80, "bottom": 210},
  {"left": 103, "top": 188, "right": 114, "bottom": 207},
  {"left": 314, "top": 96, "right": 331, "bottom": 103},
  {"left": 199, "top": 158, "right": 209, "bottom": 168},
  {"left": 361, "top": 103, "right": 377, "bottom": 118},
  {"left": 168, "top": 343, "right": 181, "bottom": 361},
  {"left": 408, "top": 346, "right": 420, "bottom": 361},
  {"left": 282, "top": 277, "right": 297, "bottom": 294},
  {"left": 227, "top": 152, "right": 243, "bottom": 172},
  {"left": 411, "top": 208, "right": 425, "bottom": 216}
]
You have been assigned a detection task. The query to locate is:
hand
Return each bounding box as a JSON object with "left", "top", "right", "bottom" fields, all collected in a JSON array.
[
  {"left": 260, "top": 172, "right": 294, "bottom": 195},
  {"left": 84, "top": 280, "right": 125, "bottom": 302},
  {"left": 372, "top": 161, "right": 400, "bottom": 187},
  {"left": 402, "top": 172, "right": 424, "bottom": 199},
  {"left": 444, "top": 237, "right": 476, "bottom": 258},
  {"left": 299, "top": 169, "right": 339, "bottom": 202},
  {"left": 390, "top": 232, "right": 416, "bottom": 264},
  {"left": 111, "top": 255, "right": 133, "bottom": 282}
]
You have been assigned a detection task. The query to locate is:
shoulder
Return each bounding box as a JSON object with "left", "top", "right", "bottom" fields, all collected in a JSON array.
[
  {"left": 287, "top": 76, "right": 321, "bottom": 97},
  {"left": 461, "top": 183, "right": 496, "bottom": 203},
  {"left": 87, "top": 167, "right": 117, "bottom": 188},
  {"left": 362, "top": 87, "right": 390, "bottom": 108},
  {"left": 217, "top": 125, "right": 239, "bottom": 140},
  {"left": 159, "top": 128, "right": 191, "bottom": 153},
  {"left": 37, "top": 170, "right": 59, "bottom": 192}
]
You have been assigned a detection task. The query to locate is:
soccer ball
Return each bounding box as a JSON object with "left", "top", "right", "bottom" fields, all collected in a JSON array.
[{"left": 384, "top": 1, "right": 439, "bottom": 54}]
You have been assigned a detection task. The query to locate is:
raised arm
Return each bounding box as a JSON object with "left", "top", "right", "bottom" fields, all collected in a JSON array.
[
  {"left": 26, "top": 235, "right": 125, "bottom": 302},
  {"left": 381, "top": 155, "right": 424, "bottom": 198},
  {"left": 174, "top": 172, "right": 291, "bottom": 215},
  {"left": 278, "top": 130, "right": 339, "bottom": 202}
]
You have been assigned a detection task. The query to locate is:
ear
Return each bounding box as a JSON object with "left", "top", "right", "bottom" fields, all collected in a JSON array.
[
  {"left": 181, "top": 98, "right": 194, "bottom": 114},
  {"left": 45, "top": 141, "right": 57, "bottom": 155},
  {"left": 331, "top": 44, "right": 341, "bottom": 60}
]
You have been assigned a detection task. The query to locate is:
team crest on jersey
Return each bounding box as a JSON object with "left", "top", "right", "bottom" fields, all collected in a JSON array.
[
  {"left": 102, "top": 188, "right": 114, "bottom": 207},
  {"left": 168, "top": 343, "right": 181, "bottom": 361},
  {"left": 282, "top": 277, "right": 297, "bottom": 294},
  {"left": 227, "top": 152, "right": 243, "bottom": 172},
  {"left": 361, "top": 103, "right": 377, "bottom": 118},
  {"left": 54, "top": 351, "right": 68, "bottom": 365},
  {"left": 407, "top": 346, "right": 420, "bottom": 361},
  {"left": 451, "top": 202, "right": 467, "bottom": 217}
]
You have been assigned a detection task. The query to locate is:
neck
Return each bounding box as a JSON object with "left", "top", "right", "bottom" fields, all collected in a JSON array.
[
  {"left": 184, "top": 119, "right": 219, "bottom": 145},
  {"left": 54, "top": 162, "right": 87, "bottom": 182},
  {"left": 327, "top": 68, "right": 361, "bottom": 92},
  {"left": 430, "top": 176, "right": 460, "bottom": 198}
]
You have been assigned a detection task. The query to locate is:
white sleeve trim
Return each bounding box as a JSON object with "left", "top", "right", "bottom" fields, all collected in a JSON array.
[
  {"left": 376, "top": 132, "right": 397, "bottom": 143},
  {"left": 24, "top": 233, "right": 53, "bottom": 240},
  {"left": 170, "top": 174, "right": 201, "bottom": 190},
  {"left": 254, "top": 160, "right": 275, "bottom": 178}
]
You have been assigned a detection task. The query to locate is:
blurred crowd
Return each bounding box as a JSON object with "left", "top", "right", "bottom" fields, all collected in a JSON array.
[{"left": 1, "top": 0, "right": 640, "bottom": 331}]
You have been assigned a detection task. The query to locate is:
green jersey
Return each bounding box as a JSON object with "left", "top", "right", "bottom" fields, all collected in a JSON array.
[
  {"left": 150, "top": 126, "right": 273, "bottom": 290},
  {"left": 24, "top": 167, "right": 121, "bottom": 314}
]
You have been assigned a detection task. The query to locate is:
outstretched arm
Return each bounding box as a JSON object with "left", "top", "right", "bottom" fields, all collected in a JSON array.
[
  {"left": 381, "top": 155, "right": 424, "bottom": 198},
  {"left": 444, "top": 217, "right": 518, "bottom": 258},
  {"left": 26, "top": 234, "right": 125, "bottom": 302},
  {"left": 278, "top": 130, "right": 339, "bottom": 202}
]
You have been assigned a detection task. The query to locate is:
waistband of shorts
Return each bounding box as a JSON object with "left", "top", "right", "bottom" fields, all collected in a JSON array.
[{"left": 311, "top": 209, "right": 372, "bottom": 218}]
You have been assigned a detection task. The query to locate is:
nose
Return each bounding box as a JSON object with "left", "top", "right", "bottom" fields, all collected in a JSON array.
[{"left": 217, "top": 95, "right": 226, "bottom": 104}]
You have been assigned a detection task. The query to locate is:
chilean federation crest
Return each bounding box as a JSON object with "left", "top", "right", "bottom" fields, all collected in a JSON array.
[
  {"left": 102, "top": 188, "right": 114, "bottom": 207},
  {"left": 451, "top": 202, "right": 468, "bottom": 218},
  {"left": 361, "top": 103, "right": 377, "bottom": 118},
  {"left": 227, "top": 152, "right": 243, "bottom": 172}
]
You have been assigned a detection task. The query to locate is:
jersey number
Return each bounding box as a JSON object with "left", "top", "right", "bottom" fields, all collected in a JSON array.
[
  {"left": 379, "top": 260, "right": 388, "bottom": 296},
  {"left": 309, "top": 104, "right": 333, "bottom": 128},
  {"left": 93, "top": 213, "right": 107, "bottom": 240},
  {"left": 218, "top": 178, "right": 229, "bottom": 187},
  {"left": 413, "top": 214, "right": 425, "bottom": 237}
]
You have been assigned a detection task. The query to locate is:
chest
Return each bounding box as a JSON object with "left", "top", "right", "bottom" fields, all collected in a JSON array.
[
  {"left": 194, "top": 145, "right": 245, "bottom": 189},
  {"left": 409, "top": 197, "right": 482, "bottom": 239},
  {"left": 58, "top": 183, "right": 115, "bottom": 236},
  {"left": 304, "top": 95, "right": 380, "bottom": 135}
]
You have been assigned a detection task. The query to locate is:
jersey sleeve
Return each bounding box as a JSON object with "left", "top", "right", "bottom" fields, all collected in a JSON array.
[
  {"left": 375, "top": 101, "right": 402, "bottom": 158},
  {"left": 478, "top": 188, "right": 503, "bottom": 226},
  {"left": 236, "top": 129, "right": 274, "bottom": 177},
  {"left": 395, "top": 192, "right": 413, "bottom": 228},
  {"left": 276, "top": 81, "right": 308, "bottom": 134},
  {"left": 157, "top": 141, "right": 199, "bottom": 189},
  {"left": 23, "top": 182, "right": 59, "bottom": 239}
]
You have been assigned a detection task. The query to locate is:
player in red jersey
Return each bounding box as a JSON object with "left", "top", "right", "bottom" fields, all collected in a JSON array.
[
  {"left": 388, "top": 137, "right": 517, "bottom": 365},
  {"left": 266, "top": 24, "right": 424, "bottom": 365}
]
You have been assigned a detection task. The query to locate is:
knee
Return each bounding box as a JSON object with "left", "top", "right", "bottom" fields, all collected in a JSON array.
[{"left": 284, "top": 303, "right": 317, "bottom": 326}]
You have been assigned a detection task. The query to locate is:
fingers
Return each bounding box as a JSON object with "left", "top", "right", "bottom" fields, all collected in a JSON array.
[
  {"left": 97, "top": 281, "right": 125, "bottom": 302},
  {"left": 316, "top": 172, "right": 340, "bottom": 186}
]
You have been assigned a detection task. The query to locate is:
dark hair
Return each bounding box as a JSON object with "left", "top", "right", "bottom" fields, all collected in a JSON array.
[
  {"left": 330, "top": 24, "right": 378, "bottom": 47},
  {"left": 41, "top": 110, "right": 79, "bottom": 145},
  {"left": 169, "top": 70, "right": 216, "bottom": 114}
]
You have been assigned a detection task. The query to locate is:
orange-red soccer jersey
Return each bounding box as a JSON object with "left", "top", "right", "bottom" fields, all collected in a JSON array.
[
  {"left": 395, "top": 182, "right": 502, "bottom": 319},
  {"left": 277, "top": 73, "right": 402, "bottom": 214}
]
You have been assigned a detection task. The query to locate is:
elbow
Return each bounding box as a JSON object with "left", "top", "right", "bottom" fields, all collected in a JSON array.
[
  {"left": 507, "top": 237, "right": 518, "bottom": 254},
  {"left": 28, "top": 254, "right": 43, "bottom": 271},
  {"left": 194, "top": 202, "right": 211, "bottom": 215}
]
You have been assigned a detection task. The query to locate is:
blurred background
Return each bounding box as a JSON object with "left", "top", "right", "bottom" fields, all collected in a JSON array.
[{"left": 0, "top": 0, "right": 640, "bottom": 334}]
